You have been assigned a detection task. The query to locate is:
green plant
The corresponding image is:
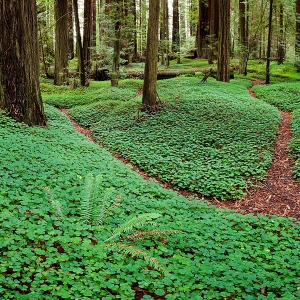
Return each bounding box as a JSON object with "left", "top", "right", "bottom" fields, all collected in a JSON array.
[
  {"left": 47, "top": 173, "right": 177, "bottom": 272},
  {"left": 0, "top": 107, "right": 299, "bottom": 299}
]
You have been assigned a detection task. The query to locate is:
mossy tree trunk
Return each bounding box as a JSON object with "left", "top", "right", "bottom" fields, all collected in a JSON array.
[
  {"left": 142, "top": 0, "right": 160, "bottom": 112},
  {"left": 54, "top": 0, "right": 69, "bottom": 86},
  {"left": 217, "top": 0, "right": 230, "bottom": 82},
  {"left": 0, "top": 0, "right": 46, "bottom": 126}
]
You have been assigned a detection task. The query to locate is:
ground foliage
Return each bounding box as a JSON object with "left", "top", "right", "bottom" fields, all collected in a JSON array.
[
  {"left": 69, "top": 77, "right": 280, "bottom": 199},
  {"left": 253, "top": 82, "right": 300, "bottom": 179},
  {"left": 0, "top": 107, "right": 299, "bottom": 299}
]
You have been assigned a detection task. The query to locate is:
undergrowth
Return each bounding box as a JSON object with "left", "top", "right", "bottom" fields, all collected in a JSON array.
[
  {"left": 0, "top": 107, "right": 299, "bottom": 299},
  {"left": 0, "top": 107, "right": 300, "bottom": 299},
  {"left": 253, "top": 81, "right": 300, "bottom": 178},
  {"left": 69, "top": 77, "right": 280, "bottom": 199}
]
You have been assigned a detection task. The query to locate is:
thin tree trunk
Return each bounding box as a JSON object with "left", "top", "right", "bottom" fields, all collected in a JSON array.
[
  {"left": 238, "top": 0, "right": 248, "bottom": 75},
  {"left": 83, "top": 0, "right": 92, "bottom": 79},
  {"left": 295, "top": 0, "right": 300, "bottom": 71},
  {"left": 196, "top": 0, "right": 209, "bottom": 58},
  {"left": 172, "top": 0, "right": 181, "bottom": 63},
  {"left": 277, "top": 4, "right": 284, "bottom": 64},
  {"left": 217, "top": 0, "right": 230, "bottom": 82},
  {"left": 73, "top": 0, "right": 86, "bottom": 86},
  {"left": 68, "top": 0, "right": 74, "bottom": 59},
  {"left": 54, "top": 0, "right": 69, "bottom": 85},
  {"left": 111, "top": 2, "right": 121, "bottom": 87},
  {"left": 266, "top": 0, "right": 273, "bottom": 84},
  {"left": 142, "top": 0, "right": 160, "bottom": 112},
  {"left": 0, "top": 0, "right": 46, "bottom": 126}
]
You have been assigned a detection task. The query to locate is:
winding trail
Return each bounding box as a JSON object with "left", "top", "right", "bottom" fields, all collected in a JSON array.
[{"left": 58, "top": 81, "right": 300, "bottom": 221}]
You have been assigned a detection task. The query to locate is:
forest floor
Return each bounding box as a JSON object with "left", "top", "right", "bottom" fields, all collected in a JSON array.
[{"left": 59, "top": 79, "right": 300, "bottom": 221}]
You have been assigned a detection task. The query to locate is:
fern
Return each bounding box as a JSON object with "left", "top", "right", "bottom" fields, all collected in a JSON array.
[
  {"left": 105, "top": 213, "right": 161, "bottom": 242},
  {"left": 44, "top": 187, "right": 65, "bottom": 219},
  {"left": 46, "top": 174, "right": 180, "bottom": 273},
  {"left": 125, "top": 229, "right": 180, "bottom": 242},
  {"left": 108, "top": 242, "right": 165, "bottom": 272},
  {"left": 81, "top": 173, "right": 122, "bottom": 225}
]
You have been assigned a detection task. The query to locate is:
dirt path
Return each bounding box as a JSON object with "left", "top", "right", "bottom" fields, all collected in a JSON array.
[{"left": 58, "top": 82, "right": 300, "bottom": 221}]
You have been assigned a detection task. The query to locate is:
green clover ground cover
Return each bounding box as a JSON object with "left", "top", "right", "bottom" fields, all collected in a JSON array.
[
  {"left": 69, "top": 77, "right": 280, "bottom": 199},
  {"left": 0, "top": 106, "right": 300, "bottom": 299},
  {"left": 252, "top": 82, "right": 300, "bottom": 179}
]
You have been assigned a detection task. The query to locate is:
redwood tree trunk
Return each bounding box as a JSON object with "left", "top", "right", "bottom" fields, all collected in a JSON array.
[
  {"left": 295, "top": 0, "right": 300, "bottom": 71},
  {"left": 83, "top": 0, "right": 92, "bottom": 78},
  {"left": 73, "top": 0, "right": 86, "bottom": 86},
  {"left": 208, "top": 0, "right": 219, "bottom": 64},
  {"left": 277, "top": 4, "right": 284, "bottom": 65},
  {"left": 111, "top": 1, "right": 121, "bottom": 87},
  {"left": 142, "top": 0, "right": 160, "bottom": 112},
  {"left": 238, "top": 0, "right": 248, "bottom": 75},
  {"left": 68, "top": 0, "right": 74, "bottom": 59},
  {"left": 217, "top": 0, "right": 230, "bottom": 82},
  {"left": 266, "top": 0, "right": 273, "bottom": 84},
  {"left": 196, "top": 0, "right": 209, "bottom": 58},
  {"left": 172, "top": 0, "right": 180, "bottom": 63},
  {"left": 54, "top": 0, "right": 69, "bottom": 85},
  {"left": 0, "top": 0, "right": 46, "bottom": 126}
]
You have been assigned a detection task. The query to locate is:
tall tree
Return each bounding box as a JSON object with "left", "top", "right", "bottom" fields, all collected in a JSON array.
[
  {"left": 83, "top": 0, "right": 93, "bottom": 78},
  {"left": 142, "top": 0, "right": 160, "bottom": 112},
  {"left": 111, "top": 0, "right": 121, "bottom": 87},
  {"left": 266, "top": 0, "right": 274, "bottom": 84},
  {"left": 68, "top": 0, "right": 74, "bottom": 59},
  {"left": 160, "top": 0, "right": 169, "bottom": 65},
  {"left": 295, "top": 0, "right": 300, "bottom": 71},
  {"left": 73, "top": 0, "right": 86, "bottom": 86},
  {"left": 54, "top": 0, "right": 69, "bottom": 85},
  {"left": 196, "top": 0, "right": 209, "bottom": 58},
  {"left": 238, "top": 0, "right": 248, "bottom": 75},
  {"left": 0, "top": 0, "right": 46, "bottom": 126},
  {"left": 172, "top": 0, "right": 181, "bottom": 63},
  {"left": 277, "top": 4, "right": 284, "bottom": 64},
  {"left": 217, "top": 0, "right": 230, "bottom": 82},
  {"left": 208, "top": 0, "right": 219, "bottom": 64}
]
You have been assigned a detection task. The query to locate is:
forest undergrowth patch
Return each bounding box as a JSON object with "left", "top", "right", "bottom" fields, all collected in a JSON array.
[
  {"left": 253, "top": 82, "right": 300, "bottom": 179},
  {"left": 0, "top": 107, "right": 299, "bottom": 299},
  {"left": 69, "top": 77, "right": 280, "bottom": 199}
]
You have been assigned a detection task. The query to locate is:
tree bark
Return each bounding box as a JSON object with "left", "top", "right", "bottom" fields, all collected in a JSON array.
[
  {"left": 83, "top": 0, "right": 92, "bottom": 78},
  {"left": 266, "top": 0, "right": 273, "bottom": 84},
  {"left": 73, "top": 0, "right": 86, "bottom": 86},
  {"left": 54, "top": 0, "right": 69, "bottom": 85},
  {"left": 160, "top": 0, "right": 169, "bottom": 66},
  {"left": 196, "top": 0, "right": 209, "bottom": 58},
  {"left": 208, "top": 0, "right": 219, "bottom": 64},
  {"left": 111, "top": 1, "right": 121, "bottom": 87},
  {"left": 277, "top": 4, "right": 284, "bottom": 65},
  {"left": 142, "top": 0, "right": 160, "bottom": 112},
  {"left": 68, "top": 0, "right": 74, "bottom": 59},
  {"left": 0, "top": 0, "right": 46, "bottom": 126},
  {"left": 217, "top": 0, "right": 230, "bottom": 82},
  {"left": 295, "top": 0, "right": 300, "bottom": 71},
  {"left": 238, "top": 0, "right": 248, "bottom": 75},
  {"left": 172, "top": 0, "right": 181, "bottom": 63}
]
